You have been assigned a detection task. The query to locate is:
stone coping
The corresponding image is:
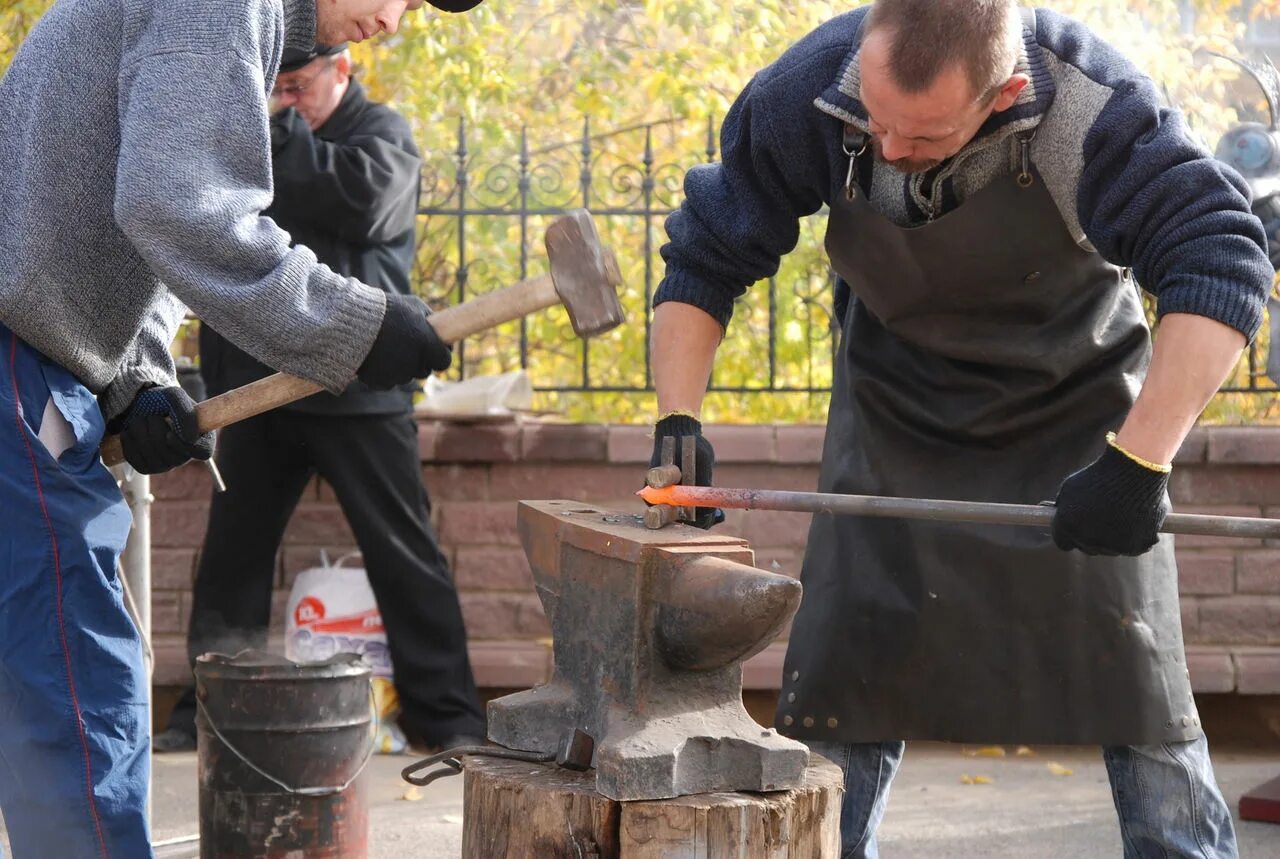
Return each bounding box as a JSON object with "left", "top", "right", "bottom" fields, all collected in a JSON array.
[{"left": 411, "top": 421, "right": 1279, "bottom": 466}]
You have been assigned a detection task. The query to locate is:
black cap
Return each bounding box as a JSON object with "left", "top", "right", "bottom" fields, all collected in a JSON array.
[
  {"left": 428, "top": 0, "right": 485, "bottom": 11},
  {"left": 279, "top": 42, "right": 348, "bottom": 74}
]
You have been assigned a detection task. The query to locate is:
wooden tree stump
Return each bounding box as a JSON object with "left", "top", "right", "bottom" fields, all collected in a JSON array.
[{"left": 461, "top": 754, "right": 844, "bottom": 858}]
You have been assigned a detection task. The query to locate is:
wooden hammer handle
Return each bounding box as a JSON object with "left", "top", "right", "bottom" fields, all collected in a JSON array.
[
  {"left": 99, "top": 374, "right": 323, "bottom": 467},
  {"left": 100, "top": 273, "right": 559, "bottom": 467},
  {"left": 426, "top": 273, "right": 556, "bottom": 342}
]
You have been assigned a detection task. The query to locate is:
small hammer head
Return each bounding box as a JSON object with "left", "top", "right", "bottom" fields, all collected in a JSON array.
[{"left": 544, "top": 209, "right": 626, "bottom": 338}]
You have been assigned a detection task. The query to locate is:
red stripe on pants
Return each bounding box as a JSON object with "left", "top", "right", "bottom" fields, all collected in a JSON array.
[{"left": 5, "top": 333, "right": 110, "bottom": 859}]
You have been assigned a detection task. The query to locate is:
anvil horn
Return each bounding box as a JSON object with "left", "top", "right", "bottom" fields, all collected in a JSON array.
[{"left": 656, "top": 555, "right": 801, "bottom": 671}]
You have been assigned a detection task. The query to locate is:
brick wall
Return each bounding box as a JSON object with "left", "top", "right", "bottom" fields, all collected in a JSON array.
[{"left": 148, "top": 422, "right": 1280, "bottom": 697}]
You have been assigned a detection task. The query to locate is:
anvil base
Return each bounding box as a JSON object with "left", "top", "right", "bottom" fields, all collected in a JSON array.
[{"left": 487, "top": 501, "right": 809, "bottom": 802}]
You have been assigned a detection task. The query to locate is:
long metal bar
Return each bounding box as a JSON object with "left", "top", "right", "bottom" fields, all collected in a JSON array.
[{"left": 637, "top": 484, "right": 1280, "bottom": 540}]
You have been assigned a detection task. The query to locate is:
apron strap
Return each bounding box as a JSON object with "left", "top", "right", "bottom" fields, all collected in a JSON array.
[
  {"left": 843, "top": 123, "right": 869, "bottom": 200},
  {"left": 843, "top": 124, "right": 1037, "bottom": 196}
]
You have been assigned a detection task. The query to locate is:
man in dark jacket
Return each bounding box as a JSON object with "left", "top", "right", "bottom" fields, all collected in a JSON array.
[
  {"left": 155, "top": 44, "right": 486, "bottom": 753},
  {"left": 650, "top": 1, "right": 1271, "bottom": 855}
]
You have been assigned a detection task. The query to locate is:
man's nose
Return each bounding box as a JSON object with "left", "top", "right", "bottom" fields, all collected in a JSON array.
[
  {"left": 276, "top": 91, "right": 299, "bottom": 108},
  {"left": 879, "top": 133, "right": 912, "bottom": 162},
  {"left": 378, "top": 3, "right": 407, "bottom": 36}
]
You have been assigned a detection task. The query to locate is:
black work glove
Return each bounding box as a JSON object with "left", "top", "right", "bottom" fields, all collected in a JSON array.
[
  {"left": 357, "top": 293, "right": 453, "bottom": 389},
  {"left": 1051, "top": 435, "right": 1171, "bottom": 556},
  {"left": 112, "top": 385, "right": 215, "bottom": 475},
  {"left": 649, "top": 414, "right": 724, "bottom": 529}
]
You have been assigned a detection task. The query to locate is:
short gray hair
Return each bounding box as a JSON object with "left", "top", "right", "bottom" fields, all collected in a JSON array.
[{"left": 866, "top": 0, "right": 1019, "bottom": 102}]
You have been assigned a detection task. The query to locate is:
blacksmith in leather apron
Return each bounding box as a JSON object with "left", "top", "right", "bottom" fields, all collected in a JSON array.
[
  {"left": 641, "top": 5, "right": 1269, "bottom": 857},
  {"left": 774, "top": 125, "right": 1200, "bottom": 747}
]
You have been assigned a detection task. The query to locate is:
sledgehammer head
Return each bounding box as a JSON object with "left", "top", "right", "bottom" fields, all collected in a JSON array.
[{"left": 545, "top": 209, "right": 625, "bottom": 338}]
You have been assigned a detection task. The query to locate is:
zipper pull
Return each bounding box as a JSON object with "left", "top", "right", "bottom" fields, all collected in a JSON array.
[{"left": 1017, "top": 131, "right": 1036, "bottom": 188}]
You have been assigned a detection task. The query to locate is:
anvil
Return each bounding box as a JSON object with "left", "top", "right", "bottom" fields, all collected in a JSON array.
[{"left": 486, "top": 500, "right": 809, "bottom": 801}]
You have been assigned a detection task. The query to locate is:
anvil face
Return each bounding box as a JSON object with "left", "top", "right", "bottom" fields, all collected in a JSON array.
[{"left": 487, "top": 500, "right": 810, "bottom": 801}]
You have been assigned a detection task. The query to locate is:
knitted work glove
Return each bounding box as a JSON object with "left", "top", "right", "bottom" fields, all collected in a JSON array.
[
  {"left": 114, "top": 385, "right": 215, "bottom": 474},
  {"left": 649, "top": 413, "right": 724, "bottom": 529},
  {"left": 357, "top": 293, "right": 452, "bottom": 389},
  {"left": 1051, "top": 433, "right": 1171, "bottom": 556}
]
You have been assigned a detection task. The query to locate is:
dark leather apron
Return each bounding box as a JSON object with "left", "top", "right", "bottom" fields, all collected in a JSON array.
[{"left": 776, "top": 133, "right": 1200, "bottom": 746}]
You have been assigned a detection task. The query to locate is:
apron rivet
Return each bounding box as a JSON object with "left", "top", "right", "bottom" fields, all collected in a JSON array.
[
  {"left": 791, "top": 671, "right": 800, "bottom": 682},
  {"left": 1194, "top": 718, "right": 1200, "bottom": 727},
  {"left": 783, "top": 715, "right": 794, "bottom": 727},
  {"left": 787, "top": 692, "right": 796, "bottom": 703},
  {"left": 1023, "top": 271, "right": 1041, "bottom": 284},
  {"left": 1181, "top": 716, "right": 1190, "bottom": 727},
  {"left": 826, "top": 717, "right": 839, "bottom": 729},
  {"left": 802, "top": 717, "right": 815, "bottom": 728},
  {"left": 1166, "top": 720, "right": 1174, "bottom": 728}
]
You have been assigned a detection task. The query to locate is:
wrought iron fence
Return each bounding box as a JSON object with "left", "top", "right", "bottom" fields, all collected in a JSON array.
[
  {"left": 413, "top": 117, "right": 1278, "bottom": 421},
  {"left": 414, "top": 116, "right": 840, "bottom": 405}
]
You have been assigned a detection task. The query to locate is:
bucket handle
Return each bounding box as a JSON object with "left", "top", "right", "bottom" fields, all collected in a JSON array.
[{"left": 196, "top": 680, "right": 377, "bottom": 797}]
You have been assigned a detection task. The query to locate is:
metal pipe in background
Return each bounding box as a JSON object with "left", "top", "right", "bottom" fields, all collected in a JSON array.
[{"left": 114, "top": 465, "right": 153, "bottom": 823}]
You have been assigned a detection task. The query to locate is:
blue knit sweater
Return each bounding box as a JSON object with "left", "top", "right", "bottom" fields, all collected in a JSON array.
[{"left": 656, "top": 7, "right": 1273, "bottom": 341}]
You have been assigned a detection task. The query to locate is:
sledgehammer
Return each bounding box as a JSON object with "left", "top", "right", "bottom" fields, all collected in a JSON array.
[{"left": 101, "top": 209, "right": 624, "bottom": 466}]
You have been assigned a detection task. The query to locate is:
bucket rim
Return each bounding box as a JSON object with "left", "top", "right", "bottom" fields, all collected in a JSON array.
[{"left": 194, "top": 649, "right": 370, "bottom": 680}]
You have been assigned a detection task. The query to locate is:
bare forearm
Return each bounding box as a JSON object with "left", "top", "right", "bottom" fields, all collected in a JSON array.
[
  {"left": 1115, "top": 313, "right": 1246, "bottom": 464},
  {"left": 652, "top": 302, "right": 723, "bottom": 417}
]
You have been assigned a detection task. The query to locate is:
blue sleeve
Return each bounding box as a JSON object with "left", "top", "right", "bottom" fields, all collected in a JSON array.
[
  {"left": 655, "top": 77, "right": 831, "bottom": 328},
  {"left": 1051, "top": 14, "right": 1273, "bottom": 338}
]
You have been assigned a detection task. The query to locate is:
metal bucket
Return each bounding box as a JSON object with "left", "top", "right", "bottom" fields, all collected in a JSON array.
[{"left": 194, "top": 650, "right": 374, "bottom": 858}]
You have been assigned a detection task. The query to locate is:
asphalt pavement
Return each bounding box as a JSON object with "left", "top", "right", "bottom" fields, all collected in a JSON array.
[{"left": 4, "top": 743, "right": 1278, "bottom": 857}]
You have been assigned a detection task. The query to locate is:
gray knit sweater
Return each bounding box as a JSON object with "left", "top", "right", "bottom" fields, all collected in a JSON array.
[{"left": 0, "top": 0, "right": 387, "bottom": 420}]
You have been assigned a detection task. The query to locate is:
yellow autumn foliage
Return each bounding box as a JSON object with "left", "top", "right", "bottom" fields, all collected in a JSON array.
[{"left": 4, "top": 1, "right": 1277, "bottom": 422}]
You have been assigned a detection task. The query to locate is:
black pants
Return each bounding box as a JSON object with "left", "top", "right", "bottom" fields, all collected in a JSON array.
[{"left": 172, "top": 410, "right": 484, "bottom": 744}]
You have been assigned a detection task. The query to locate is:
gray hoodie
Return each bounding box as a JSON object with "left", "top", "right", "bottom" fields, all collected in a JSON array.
[{"left": 0, "top": 0, "right": 387, "bottom": 420}]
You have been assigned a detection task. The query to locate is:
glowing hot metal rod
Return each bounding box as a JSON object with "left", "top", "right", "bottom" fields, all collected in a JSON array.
[{"left": 637, "top": 484, "right": 1280, "bottom": 541}]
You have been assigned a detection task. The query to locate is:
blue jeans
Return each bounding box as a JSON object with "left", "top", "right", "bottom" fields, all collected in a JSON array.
[
  {"left": 0, "top": 326, "right": 152, "bottom": 858},
  {"left": 809, "top": 736, "right": 1237, "bottom": 859}
]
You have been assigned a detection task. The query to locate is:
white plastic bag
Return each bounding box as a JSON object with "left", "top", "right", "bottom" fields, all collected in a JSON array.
[
  {"left": 421, "top": 370, "right": 533, "bottom": 417},
  {"left": 285, "top": 553, "right": 407, "bottom": 754}
]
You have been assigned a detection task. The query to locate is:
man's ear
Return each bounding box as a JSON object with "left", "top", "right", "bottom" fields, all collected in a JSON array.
[
  {"left": 335, "top": 53, "right": 353, "bottom": 85},
  {"left": 992, "top": 73, "right": 1030, "bottom": 113}
]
